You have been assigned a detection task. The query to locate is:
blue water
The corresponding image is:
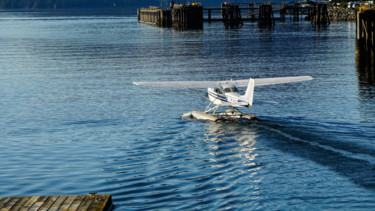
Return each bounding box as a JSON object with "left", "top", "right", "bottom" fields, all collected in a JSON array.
[{"left": 1, "top": 9, "right": 375, "bottom": 210}]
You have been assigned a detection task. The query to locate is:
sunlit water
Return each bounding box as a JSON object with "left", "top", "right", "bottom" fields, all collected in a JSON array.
[{"left": 1, "top": 9, "right": 375, "bottom": 210}]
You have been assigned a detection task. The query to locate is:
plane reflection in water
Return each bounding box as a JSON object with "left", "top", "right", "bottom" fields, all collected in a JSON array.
[{"left": 201, "top": 121, "right": 262, "bottom": 187}]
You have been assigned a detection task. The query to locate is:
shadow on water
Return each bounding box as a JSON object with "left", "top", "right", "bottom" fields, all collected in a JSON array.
[
  {"left": 355, "top": 42, "right": 375, "bottom": 123},
  {"left": 254, "top": 116, "right": 375, "bottom": 190},
  {"left": 356, "top": 41, "right": 375, "bottom": 86}
]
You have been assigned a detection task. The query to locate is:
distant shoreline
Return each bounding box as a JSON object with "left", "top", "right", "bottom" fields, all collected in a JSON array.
[
  {"left": 0, "top": 6, "right": 138, "bottom": 11},
  {"left": 0, "top": 5, "right": 358, "bottom": 22},
  {"left": 328, "top": 8, "right": 357, "bottom": 21}
]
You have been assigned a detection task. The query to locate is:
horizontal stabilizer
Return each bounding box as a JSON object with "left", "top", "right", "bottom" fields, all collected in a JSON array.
[{"left": 253, "top": 101, "right": 279, "bottom": 105}]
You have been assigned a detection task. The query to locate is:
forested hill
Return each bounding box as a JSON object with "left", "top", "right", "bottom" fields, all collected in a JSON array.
[
  {"left": 0, "top": 0, "right": 222, "bottom": 9},
  {"left": 0, "top": 0, "right": 155, "bottom": 9}
]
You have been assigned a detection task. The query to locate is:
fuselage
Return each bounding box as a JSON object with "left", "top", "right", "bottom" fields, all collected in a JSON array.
[{"left": 207, "top": 83, "right": 251, "bottom": 107}]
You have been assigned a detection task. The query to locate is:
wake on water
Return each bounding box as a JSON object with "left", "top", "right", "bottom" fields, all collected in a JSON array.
[{"left": 250, "top": 116, "right": 375, "bottom": 190}]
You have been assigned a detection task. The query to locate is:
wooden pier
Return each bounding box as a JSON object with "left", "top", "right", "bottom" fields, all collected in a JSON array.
[
  {"left": 137, "top": 7, "right": 171, "bottom": 27},
  {"left": 0, "top": 194, "right": 113, "bottom": 211},
  {"left": 138, "top": 4, "right": 203, "bottom": 29},
  {"left": 137, "top": 3, "right": 318, "bottom": 29}
]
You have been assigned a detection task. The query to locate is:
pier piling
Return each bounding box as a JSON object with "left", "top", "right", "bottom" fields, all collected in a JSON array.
[
  {"left": 356, "top": 8, "right": 375, "bottom": 74},
  {"left": 311, "top": 3, "right": 330, "bottom": 26},
  {"left": 258, "top": 3, "right": 275, "bottom": 27},
  {"left": 222, "top": 4, "right": 243, "bottom": 28},
  {"left": 292, "top": 3, "right": 300, "bottom": 21},
  {"left": 172, "top": 4, "right": 203, "bottom": 29}
]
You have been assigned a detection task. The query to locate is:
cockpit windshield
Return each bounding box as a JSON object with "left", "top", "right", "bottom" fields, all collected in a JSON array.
[{"left": 224, "top": 86, "right": 239, "bottom": 93}]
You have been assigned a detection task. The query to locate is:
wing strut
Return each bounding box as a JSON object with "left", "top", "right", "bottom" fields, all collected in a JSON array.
[
  {"left": 189, "top": 88, "right": 210, "bottom": 102},
  {"left": 189, "top": 88, "right": 220, "bottom": 114}
]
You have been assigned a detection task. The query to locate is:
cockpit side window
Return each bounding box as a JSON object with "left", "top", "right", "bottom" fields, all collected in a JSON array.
[
  {"left": 223, "top": 86, "right": 239, "bottom": 93},
  {"left": 224, "top": 88, "right": 232, "bottom": 93},
  {"left": 215, "top": 88, "right": 224, "bottom": 94}
]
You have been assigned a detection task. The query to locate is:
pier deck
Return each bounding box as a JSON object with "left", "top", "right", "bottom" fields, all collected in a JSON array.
[{"left": 0, "top": 194, "right": 113, "bottom": 211}]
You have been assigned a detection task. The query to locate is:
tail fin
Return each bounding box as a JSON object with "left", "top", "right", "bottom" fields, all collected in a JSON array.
[{"left": 244, "top": 78, "right": 255, "bottom": 107}]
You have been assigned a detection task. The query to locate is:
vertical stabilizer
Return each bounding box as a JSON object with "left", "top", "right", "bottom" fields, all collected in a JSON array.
[{"left": 244, "top": 78, "right": 255, "bottom": 106}]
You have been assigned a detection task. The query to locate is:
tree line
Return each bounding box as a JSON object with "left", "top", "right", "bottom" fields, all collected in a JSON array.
[
  {"left": 0, "top": 0, "right": 162, "bottom": 9},
  {"left": 0, "top": 0, "right": 221, "bottom": 9}
]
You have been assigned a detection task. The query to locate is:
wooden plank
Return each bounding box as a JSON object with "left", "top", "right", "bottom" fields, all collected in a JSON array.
[
  {"left": 47, "top": 195, "right": 68, "bottom": 211},
  {"left": 76, "top": 196, "right": 92, "bottom": 210},
  {"left": 0, "top": 197, "right": 11, "bottom": 207},
  {"left": 20, "top": 196, "right": 39, "bottom": 210},
  {"left": 59, "top": 195, "right": 78, "bottom": 210},
  {"left": 28, "top": 196, "right": 49, "bottom": 211},
  {"left": 0, "top": 195, "right": 112, "bottom": 211},
  {"left": 1, "top": 197, "right": 21, "bottom": 210},
  {"left": 37, "top": 196, "right": 58, "bottom": 210},
  {"left": 0, "top": 197, "right": 6, "bottom": 204},
  {"left": 95, "top": 195, "right": 113, "bottom": 211},
  {"left": 68, "top": 195, "right": 86, "bottom": 210},
  {"left": 86, "top": 195, "right": 112, "bottom": 211},
  {"left": 7, "top": 197, "right": 30, "bottom": 211}
]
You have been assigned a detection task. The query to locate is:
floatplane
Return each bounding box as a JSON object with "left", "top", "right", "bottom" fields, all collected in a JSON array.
[{"left": 133, "top": 76, "right": 313, "bottom": 121}]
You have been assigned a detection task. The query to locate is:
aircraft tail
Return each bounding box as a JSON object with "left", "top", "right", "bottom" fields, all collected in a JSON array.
[{"left": 244, "top": 78, "right": 255, "bottom": 107}]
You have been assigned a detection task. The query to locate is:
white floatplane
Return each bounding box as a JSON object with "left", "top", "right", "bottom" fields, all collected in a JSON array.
[{"left": 133, "top": 76, "right": 313, "bottom": 121}]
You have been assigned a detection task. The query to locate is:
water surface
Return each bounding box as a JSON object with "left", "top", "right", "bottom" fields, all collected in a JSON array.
[{"left": 1, "top": 9, "right": 375, "bottom": 210}]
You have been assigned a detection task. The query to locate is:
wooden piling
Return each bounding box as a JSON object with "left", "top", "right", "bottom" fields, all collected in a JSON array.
[
  {"left": 258, "top": 3, "right": 275, "bottom": 27},
  {"left": 292, "top": 3, "right": 300, "bottom": 21},
  {"left": 208, "top": 9, "right": 212, "bottom": 23},
  {"left": 222, "top": 4, "right": 243, "bottom": 28},
  {"left": 311, "top": 3, "right": 330, "bottom": 26},
  {"left": 280, "top": 6, "right": 286, "bottom": 22},
  {"left": 172, "top": 4, "right": 203, "bottom": 29},
  {"left": 356, "top": 8, "right": 375, "bottom": 73},
  {"left": 0, "top": 194, "right": 113, "bottom": 211}
]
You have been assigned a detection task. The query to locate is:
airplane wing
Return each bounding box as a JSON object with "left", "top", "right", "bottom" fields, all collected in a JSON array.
[
  {"left": 133, "top": 76, "right": 313, "bottom": 88},
  {"left": 133, "top": 81, "right": 221, "bottom": 88},
  {"left": 253, "top": 76, "right": 313, "bottom": 86},
  {"left": 235, "top": 76, "right": 314, "bottom": 86}
]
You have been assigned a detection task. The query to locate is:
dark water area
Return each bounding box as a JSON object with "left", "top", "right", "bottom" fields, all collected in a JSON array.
[{"left": 1, "top": 9, "right": 375, "bottom": 210}]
